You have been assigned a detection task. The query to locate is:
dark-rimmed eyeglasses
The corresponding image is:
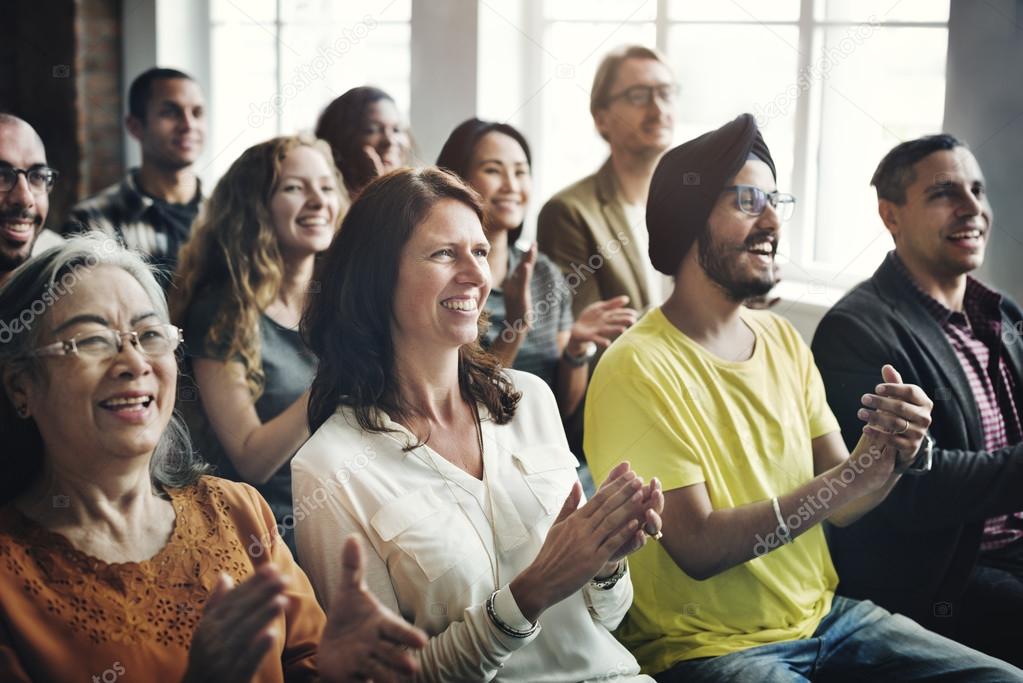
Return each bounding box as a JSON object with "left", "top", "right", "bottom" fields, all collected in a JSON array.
[
  {"left": 604, "top": 83, "right": 680, "bottom": 108},
  {"left": 722, "top": 185, "right": 796, "bottom": 222},
  {"left": 31, "top": 323, "right": 183, "bottom": 362},
  {"left": 0, "top": 165, "right": 59, "bottom": 194}
]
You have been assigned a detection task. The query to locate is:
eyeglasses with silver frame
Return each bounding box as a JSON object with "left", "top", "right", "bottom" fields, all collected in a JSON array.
[
  {"left": 604, "top": 83, "right": 680, "bottom": 108},
  {"left": 722, "top": 185, "right": 796, "bottom": 222},
  {"left": 30, "top": 323, "right": 183, "bottom": 361}
]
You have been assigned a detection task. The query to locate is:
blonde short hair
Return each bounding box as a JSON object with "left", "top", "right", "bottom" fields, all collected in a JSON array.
[{"left": 590, "top": 44, "right": 670, "bottom": 118}]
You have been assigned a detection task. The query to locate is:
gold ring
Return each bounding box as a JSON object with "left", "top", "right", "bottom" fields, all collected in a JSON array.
[{"left": 894, "top": 418, "right": 910, "bottom": 435}]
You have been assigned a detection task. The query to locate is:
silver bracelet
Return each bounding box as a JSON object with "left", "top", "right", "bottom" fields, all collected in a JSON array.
[
  {"left": 485, "top": 590, "right": 538, "bottom": 639},
  {"left": 771, "top": 496, "right": 792, "bottom": 544},
  {"left": 590, "top": 560, "right": 627, "bottom": 590}
]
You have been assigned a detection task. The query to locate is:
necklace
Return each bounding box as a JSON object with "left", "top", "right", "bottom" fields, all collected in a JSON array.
[{"left": 414, "top": 402, "right": 502, "bottom": 589}]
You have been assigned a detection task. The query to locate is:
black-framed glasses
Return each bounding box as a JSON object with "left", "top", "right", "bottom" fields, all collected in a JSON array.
[
  {"left": 722, "top": 185, "right": 796, "bottom": 222},
  {"left": 0, "top": 165, "right": 59, "bottom": 194},
  {"left": 604, "top": 83, "right": 680, "bottom": 107},
  {"left": 31, "top": 323, "right": 183, "bottom": 362}
]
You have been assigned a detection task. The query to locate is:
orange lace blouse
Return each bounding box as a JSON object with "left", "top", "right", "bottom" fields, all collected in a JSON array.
[{"left": 0, "top": 476, "right": 325, "bottom": 682}]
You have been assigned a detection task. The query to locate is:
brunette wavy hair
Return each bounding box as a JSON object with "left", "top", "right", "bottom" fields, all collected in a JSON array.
[
  {"left": 170, "top": 135, "right": 345, "bottom": 398},
  {"left": 302, "top": 167, "right": 520, "bottom": 438}
]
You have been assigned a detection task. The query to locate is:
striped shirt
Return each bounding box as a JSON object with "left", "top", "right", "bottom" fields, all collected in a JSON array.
[
  {"left": 892, "top": 254, "right": 1023, "bottom": 551},
  {"left": 64, "top": 169, "right": 202, "bottom": 287},
  {"left": 482, "top": 250, "right": 574, "bottom": 388}
]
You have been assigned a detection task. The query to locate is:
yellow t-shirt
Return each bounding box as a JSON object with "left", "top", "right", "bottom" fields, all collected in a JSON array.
[{"left": 585, "top": 307, "right": 841, "bottom": 674}]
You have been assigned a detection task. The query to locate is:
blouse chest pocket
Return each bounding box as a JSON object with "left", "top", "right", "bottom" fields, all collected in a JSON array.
[
  {"left": 370, "top": 487, "right": 488, "bottom": 583},
  {"left": 512, "top": 445, "right": 580, "bottom": 517}
]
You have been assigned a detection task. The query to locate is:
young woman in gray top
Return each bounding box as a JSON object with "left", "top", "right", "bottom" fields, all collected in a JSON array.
[{"left": 171, "top": 135, "right": 345, "bottom": 553}]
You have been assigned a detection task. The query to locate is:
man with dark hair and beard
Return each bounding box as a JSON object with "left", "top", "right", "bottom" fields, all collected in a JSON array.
[
  {"left": 584, "top": 115, "right": 1021, "bottom": 681},
  {"left": 0, "top": 114, "right": 58, "bottom": 285}
]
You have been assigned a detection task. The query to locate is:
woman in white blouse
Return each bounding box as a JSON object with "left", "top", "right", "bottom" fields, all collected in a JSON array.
[{"left": 293, "top": 167, "right": 663, "bottom": 682}]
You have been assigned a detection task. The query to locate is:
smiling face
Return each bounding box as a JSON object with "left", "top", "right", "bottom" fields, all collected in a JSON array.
[
  {"left": 881, "top": 147, "right": 991, "bottom": 280},
  {"left": 269, "top": 145, "right": 342, "bottom": 259},
  {"left": 391, "top": 199, "right": 491, "bottom": 354},
  {"left": 594, "top": 57, "right": 675, "bottom": 158},
  {"left": 128, "top": 77, "right": 206, "bottom": 170},
  {"left": 0, "top": 120, "right": 49, "bottom": 275},
  {"left": 695, "top": 160, "right": 780, "bottom": 302},
  {"left": 465, "top": 132, "right": 531, "bottom": 233},
  {"left": 361, "top": 99, "right": 409, "bottom": 173},
  {"left": 11, "top": 265, "right": 177, "bottom": 469}
]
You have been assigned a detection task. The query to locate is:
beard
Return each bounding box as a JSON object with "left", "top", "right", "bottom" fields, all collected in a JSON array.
[
  {"left": 0, "top": 210, "right": 42, "bottom": 274},
  {"left": 697, "top": 229, "right": 779, "bottom": 303}
]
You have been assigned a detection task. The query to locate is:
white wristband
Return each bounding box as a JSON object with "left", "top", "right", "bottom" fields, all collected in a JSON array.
[{"left": 772, "top": 496, "right": 792, "bottom": 544}]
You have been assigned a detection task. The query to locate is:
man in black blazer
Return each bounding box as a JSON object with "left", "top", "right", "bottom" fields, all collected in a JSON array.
[{"left": 813, "top": 134, "right": 1023, "bottom": 666}]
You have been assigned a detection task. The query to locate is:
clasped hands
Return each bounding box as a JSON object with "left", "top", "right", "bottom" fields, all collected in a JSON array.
[
  {"left": 855, "top": 364, "right": 934, "bottom": 477},
  {"left": 510, "top": 461, "right": 664, "bottom": 623}
]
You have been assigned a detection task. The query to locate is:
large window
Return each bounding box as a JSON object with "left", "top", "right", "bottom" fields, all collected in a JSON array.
[
  {"left": 478, "top": 0, "right": 949, "bottom": 289},
  {"left": 209, "top": 0, "right": 410, "bottom": 181}
]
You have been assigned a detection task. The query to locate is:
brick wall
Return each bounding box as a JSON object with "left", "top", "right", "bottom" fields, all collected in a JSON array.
[
  {"left": 78, "top": 0, "right": 124, "bottom": 200},
  {"left": 0, "top": 0, "right": 123, "bottom": 231}
]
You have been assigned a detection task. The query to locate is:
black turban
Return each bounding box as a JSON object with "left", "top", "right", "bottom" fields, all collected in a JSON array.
[{"left": 647, "top": 113, "right": 776, "bottom": 276}]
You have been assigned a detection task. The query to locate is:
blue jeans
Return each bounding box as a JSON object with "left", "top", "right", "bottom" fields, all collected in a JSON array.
[{"left": 655, "top": 596, "right": 1023, "bottom": 682}]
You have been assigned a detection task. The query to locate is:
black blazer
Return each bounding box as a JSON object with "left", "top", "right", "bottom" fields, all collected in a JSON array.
[{"left": 811, "top": 252, "right": 1023, "bottom": 634}]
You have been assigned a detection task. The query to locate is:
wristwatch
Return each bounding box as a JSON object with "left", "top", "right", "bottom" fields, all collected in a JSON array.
[
  {"left": 590, "top": 560, "right": 628, "bottom": 590},
  {"left": 562, "top": 341, "right": 597, "bottom": 367},
  {"left": 904, "top": 432, "right": 934, "bottom": 476}
]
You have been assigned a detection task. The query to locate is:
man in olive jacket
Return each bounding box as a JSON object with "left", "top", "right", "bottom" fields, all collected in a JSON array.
[
  {"left": 812, "top": 134, "right": 1023, "bottom": 666},
  {"left": 537, "top": 45, "right": 676, "bottom": 317}
]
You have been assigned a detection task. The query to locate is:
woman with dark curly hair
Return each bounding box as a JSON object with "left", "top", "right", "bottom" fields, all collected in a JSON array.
[
  {"left": 171, "top": 135, "right": 345, "bottom": 553},
  {"left": 315, "top": 86, "right": 413, "bottom": 198},
  {"left": 292, "top": 167, "right": 663, "bottom": 682}
]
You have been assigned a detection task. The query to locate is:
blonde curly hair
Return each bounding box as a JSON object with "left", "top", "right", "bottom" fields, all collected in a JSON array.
[{"left": 171, "top": 135, "right": 347, "bottom": 397}]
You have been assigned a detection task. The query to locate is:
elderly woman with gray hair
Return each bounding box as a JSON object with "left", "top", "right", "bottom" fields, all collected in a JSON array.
[{"left": 0, "top": 234, "right": 425, "bottom": 682}]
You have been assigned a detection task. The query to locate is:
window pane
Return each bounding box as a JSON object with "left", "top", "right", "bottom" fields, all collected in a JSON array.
[
  {"left": 668, "top": 0, "right": 800, "bottom": 22},
  {"left": 209, "top": 23, "right": 277, "bottom": 182},
  {"left": 209, "top": 2, "right": 412, "bottom": 184},
  {"left": 211, "top": 0, "right": 275, "bottom": 25},
  {"left": 537, "top": 22, "right": 656, "bottom": 208},
  {"left": 281, "top": 0, "right": 411, "bottom": 23},
  {"left": 666, "top": 24, "right": 799, "bottom": 199},
  {"left": 819, "top": 0, "right": 949, "bottom": 24},
  {"left": 279, "top": 22, "right": 411, "bottom": 137},
  {"left": 545, "top": 0, "right": 656, "bottom": 22},
  {"left": 811, "top": 26, "right": 947, "bottom": 277}
]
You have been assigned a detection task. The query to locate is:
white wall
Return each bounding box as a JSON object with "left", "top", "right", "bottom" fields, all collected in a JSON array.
[
  {"left": 409, "top": 0, "right": 478, "bottom": 164},
  {"left": 121, "top": 0, "right": 212, "bottom": 180},
  {"left": 943, "top": 0, "right": 1023, "bottom": 305}
]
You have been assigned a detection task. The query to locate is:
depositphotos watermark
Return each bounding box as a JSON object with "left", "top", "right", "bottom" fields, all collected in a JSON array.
[
  {"left": 247, "top": 445, "right": 377, "bottom": 558},
  {"left": 753, "top": 445, "right": 885, "bottom": 557},
  {"left": 753, "top": 16, "right": 880, "bottom": 127},
  {"left": 0, "top": 237, "right": 119, "bottom": 345},
  {"left": 247, "top": 15, "right": 378, "bottom": 128},
  {"left": 497, "top": 231, "right": 632, "bottom": 343}
]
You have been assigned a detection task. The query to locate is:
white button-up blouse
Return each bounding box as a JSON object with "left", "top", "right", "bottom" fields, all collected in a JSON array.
[{"left": 292, "top": 369, "right": 651, "bottom": 682}]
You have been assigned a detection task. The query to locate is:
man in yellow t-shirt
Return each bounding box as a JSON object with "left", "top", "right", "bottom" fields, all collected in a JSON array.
[{"left": 586, "top": 114, "right": 1022, "bottom": 682}]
